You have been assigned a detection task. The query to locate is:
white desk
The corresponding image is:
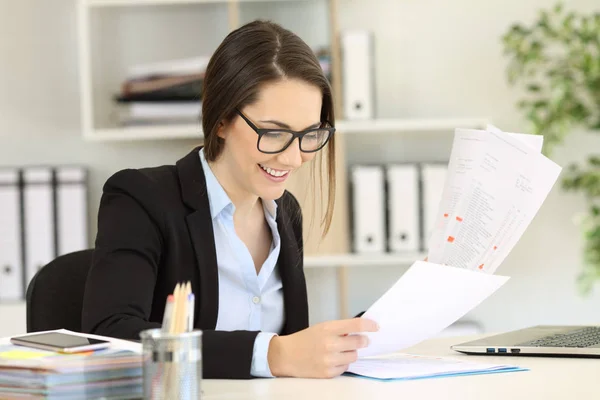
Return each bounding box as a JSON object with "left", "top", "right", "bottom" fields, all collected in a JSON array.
[
  {"left": 1, "top": 332, "right": 596, "bottom": 399},
  {"left": 201, "top": 333, "right": 598, "bottom": 400}
]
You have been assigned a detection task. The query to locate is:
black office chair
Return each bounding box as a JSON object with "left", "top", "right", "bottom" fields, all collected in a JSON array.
[{"left": 25, "top": 249, "right": 94, "bottom": 333}]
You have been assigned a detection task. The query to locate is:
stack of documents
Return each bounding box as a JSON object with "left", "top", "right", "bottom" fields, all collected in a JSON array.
[
  {"left": 349, "top": 125, "right": 560, "bottom": 380},
  {"left": 425, "top": 124, "right": 560, "bottom": 272},
  {"left": 115, "top": 56, "right": 207, "bottom": 127},
  {"left": 0, "top": 331, "right": 142, "bottom": 399}
]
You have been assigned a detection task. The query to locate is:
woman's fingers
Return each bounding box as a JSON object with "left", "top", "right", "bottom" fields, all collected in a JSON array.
[
  {"left": 325, "top": 318, "right": 379, "bottom": 336},
  {"left": 325, "top": 364, "right": 350, "bottom": 379},
  {"left": 335, "top": 350, "right": 359, "bottom": 366},
  {"left": 334, "top": 334, "right": 369, "bottom": 352}
]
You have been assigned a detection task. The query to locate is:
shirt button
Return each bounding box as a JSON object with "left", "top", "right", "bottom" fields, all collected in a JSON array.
[{"left": 252, "top": 296, "right": 261, "bottom": 304}]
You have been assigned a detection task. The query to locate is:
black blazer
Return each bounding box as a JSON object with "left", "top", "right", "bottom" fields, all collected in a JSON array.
[{"left": 81, "top": 146, "right": 309, "bottom": 379}]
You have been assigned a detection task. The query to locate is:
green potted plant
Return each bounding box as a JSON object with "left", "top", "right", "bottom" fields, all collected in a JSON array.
[{"left": 501, "top": 2, "right": 600, "bottom": 294}]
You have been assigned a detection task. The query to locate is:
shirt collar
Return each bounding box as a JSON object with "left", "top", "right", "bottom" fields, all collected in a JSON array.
[
  {"left": 199, "top": 148, "right": 278, "bottom": 220},
  {"left": 262, "top": 196, "right": 278, "bottom": 220},
  {"left": 199, "top": 148, "right": 233, "bottom": 219}
]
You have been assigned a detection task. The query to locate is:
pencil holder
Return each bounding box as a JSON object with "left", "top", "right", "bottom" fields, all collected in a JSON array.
[{"left": 140, "top": 329, "right": 203, "bottom": 400}]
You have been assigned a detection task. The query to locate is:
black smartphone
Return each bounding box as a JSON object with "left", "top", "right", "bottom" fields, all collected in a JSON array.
[{"left": 10, "top": 332, "right": 111, "bottom": 353}]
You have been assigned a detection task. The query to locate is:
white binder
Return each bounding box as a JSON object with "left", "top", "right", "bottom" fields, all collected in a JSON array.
[
  {"left": 420, "top": 163, "right": 448, "bottom": 251},
  {"left": 341, "top": 30, "right": 375, "bottom": 120},
  {"left": 23, "top": 167, "right": 55, "bottom": 289},
  {"left": 0, "top": 169, "right": 24, "bottom": 301},
  {"left": 386, "top": 164, "right": 420, "bottom": 252},
  {"left": 56, "top": 167, "right": 88, "bottom": 256},
  {"left": 351, "top": 165, "right": 385, "bottom": 253}
]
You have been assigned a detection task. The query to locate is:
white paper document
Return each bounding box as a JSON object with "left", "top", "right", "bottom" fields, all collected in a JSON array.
[
  {"left": 357, "top": 261, "right": 509, "bottom": 358},
  {"left": 346, "top": 125, "right": 557, "bottom": 380},
  {"left": 486, "top": 123, "right": 544, "bottom": 152},
  {"left": 347, "top": 353, "right": 525, "bottom": 380},
  {"left": 426, "top": 128, "right": 543, "bottom": 263},
  {"left": 426, "top": 128, "right": 561, "bottom": 273}
]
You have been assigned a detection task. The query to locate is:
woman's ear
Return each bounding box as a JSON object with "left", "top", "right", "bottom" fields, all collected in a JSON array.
[{"left": 216, "top": 121, "right": 227, "bottom": 140}]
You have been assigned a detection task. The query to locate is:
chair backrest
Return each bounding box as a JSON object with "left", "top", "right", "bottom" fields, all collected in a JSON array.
[{"left": 26, "top": 249, "right": 94, "bottom": 333}]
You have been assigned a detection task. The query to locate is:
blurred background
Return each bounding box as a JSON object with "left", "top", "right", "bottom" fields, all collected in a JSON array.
[{"left": 1, "top": 0, "right": 599, "bottom": 339}]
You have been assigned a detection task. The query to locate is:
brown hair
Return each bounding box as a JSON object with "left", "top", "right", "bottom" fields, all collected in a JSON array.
[{"left": 201, "top": 20, "right": 336, "bottom": 237}]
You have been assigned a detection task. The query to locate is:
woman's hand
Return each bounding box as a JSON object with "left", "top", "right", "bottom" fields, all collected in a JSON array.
[{"left": 267, "top": 318, "right": 379, "bottom": 378}]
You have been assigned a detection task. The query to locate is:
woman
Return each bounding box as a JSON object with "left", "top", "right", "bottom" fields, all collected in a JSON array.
[{"left": 81, "top": 19, "right": 378, "bottom": 380}]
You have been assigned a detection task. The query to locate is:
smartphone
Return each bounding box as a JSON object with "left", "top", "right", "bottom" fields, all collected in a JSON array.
[{"left": 10, "top": 332, "right": 111, "bottom": 353}]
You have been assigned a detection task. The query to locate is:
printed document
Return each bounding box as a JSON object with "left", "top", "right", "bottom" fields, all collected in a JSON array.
[
  {"left": 426, "top": 128, "right": 561, "bottom": 272},
  {"left": 347, "top": 353, "right": 525, "bottom": 380},
  {"left": 350, "top": 125, "right": 559, "bottom": 380}
]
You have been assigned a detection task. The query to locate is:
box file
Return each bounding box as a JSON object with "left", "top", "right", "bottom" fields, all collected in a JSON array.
[
  {"left": 55, "top": 167, "right": 89, "bottom": 256},
  {"left": 0, "top": 169, "right": 24, "bottom": 301},
  {"left": 341, "top": 30, "right": 375, "bottom": 120},
  {"left": 23, "top": 167, "right": 55, "bottom": 290},
  {"left": 386, "top": 164, "right": 420, "bottom": 252},
  {"left": 351, "top": 165, "right": 386, "bottom": 253}
]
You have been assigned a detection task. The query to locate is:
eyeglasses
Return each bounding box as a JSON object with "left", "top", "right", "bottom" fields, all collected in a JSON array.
[{"left": 235, "top": 109, "right": 335, "bottom": 154}]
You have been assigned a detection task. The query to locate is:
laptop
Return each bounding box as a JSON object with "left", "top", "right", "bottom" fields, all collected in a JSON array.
[{"left": 451, "top": 325, "right": 600, "bottom": 357}]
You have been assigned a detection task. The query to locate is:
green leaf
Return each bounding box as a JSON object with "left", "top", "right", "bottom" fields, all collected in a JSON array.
[
  {"left": 554, "top": 2, "right": 563, "bottom": 14},
  {"left": 590, "top": 156, "right": 600, "bottom": 166}
]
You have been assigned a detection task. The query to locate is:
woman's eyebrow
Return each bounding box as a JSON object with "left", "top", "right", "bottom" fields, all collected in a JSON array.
[{"left": 259, "top": 119, "right": 321, "bottom": 130}]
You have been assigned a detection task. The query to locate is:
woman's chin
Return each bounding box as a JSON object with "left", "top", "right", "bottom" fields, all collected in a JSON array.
[{"left": 256, "top": 185, "right": 287, "bottom": 201}]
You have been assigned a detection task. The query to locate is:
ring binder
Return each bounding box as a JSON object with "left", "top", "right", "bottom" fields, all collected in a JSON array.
[{"left": 0, "top": 169, "right": 24, "bottom": 301}]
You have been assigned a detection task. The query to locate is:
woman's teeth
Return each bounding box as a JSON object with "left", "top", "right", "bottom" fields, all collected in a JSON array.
[{"left": 260, "top": 164, "right": 289, "bottom": 177}]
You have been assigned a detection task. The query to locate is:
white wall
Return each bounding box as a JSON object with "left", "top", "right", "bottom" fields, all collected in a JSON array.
[{"left": 1, "top": 0, "right": 600, "bottom": 338}]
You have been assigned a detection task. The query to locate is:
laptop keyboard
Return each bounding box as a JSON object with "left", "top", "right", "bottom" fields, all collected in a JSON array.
[{"left": 517, "top": 327, "right": 600, "bottom": 348}]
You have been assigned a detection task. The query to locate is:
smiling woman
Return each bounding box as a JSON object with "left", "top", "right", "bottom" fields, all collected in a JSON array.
[
  {"left": 201, "top": 22, "right": 337, "bottom": 235},
  {"left": 81, "top": 19, "right": 379, "bottom": 381},
  {"left": 205, "top": 78, "right": 330, "bottom": 213}
]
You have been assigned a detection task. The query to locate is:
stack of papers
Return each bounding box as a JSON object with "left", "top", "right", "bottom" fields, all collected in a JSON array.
[
  {"left": 0, "top": 331, "right": 143, "bottom": 399},
  {"left": 349, "top": 125, "right": 560, "bottom": 380},
  {"left": 115, "top": 56, "right": 207, "bottom": 127},
  {"left": 426, "top": 124, "right": 561, "bottom": 272}
]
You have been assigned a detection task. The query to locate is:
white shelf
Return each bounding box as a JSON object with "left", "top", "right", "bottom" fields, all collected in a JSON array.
[
  {"left": 335, "top": 117, "right": 489, "bottom": 133},
  {"left": 87, "top": 0, "right": 305, "bottom": 7},
  {"left": 85, "top": 124, "right": 203, "bottom": 141},
  {"left": 83, "top": 117, "right": 489, "bottom": 142},
  {"left": 304, "top": 252, "right": 425, "bottom": 268}
]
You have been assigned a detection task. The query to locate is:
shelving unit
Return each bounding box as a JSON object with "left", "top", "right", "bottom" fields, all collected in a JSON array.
[
  {"left": 77, "top": 0, "right": 334, "bottom": 139},
  {"left": 83, "top": 117, "right": 490, "bottom": 141},
  {"left": 73, "top": 0, "right": 491, "bottom": 321},
  {"left": 77, "top": 0, "right": 489, "bottom": 142}
]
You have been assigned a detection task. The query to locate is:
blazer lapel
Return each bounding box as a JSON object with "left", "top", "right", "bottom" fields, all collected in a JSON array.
[
  {"left": 176, "top": 147, "right": 219, "bottom": 329},
  {"left": 276, "top": 200, "right": 309, "bottom": 335},
  {"left": 176, "top": 147, "right": 309, "bottom": 334}
]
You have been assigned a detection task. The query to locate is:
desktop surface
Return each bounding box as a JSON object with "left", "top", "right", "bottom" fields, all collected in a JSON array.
[
  {"left": 201, "top": 333, "right": 597, "bottom": 400},
  {"left": 1, "top": 332, "right": 595, "bottom": 399}
]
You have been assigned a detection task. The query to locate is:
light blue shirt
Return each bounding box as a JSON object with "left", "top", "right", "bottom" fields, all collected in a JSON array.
[{"left": 199, "top": 149, "right": 285, "bottom": 378}]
